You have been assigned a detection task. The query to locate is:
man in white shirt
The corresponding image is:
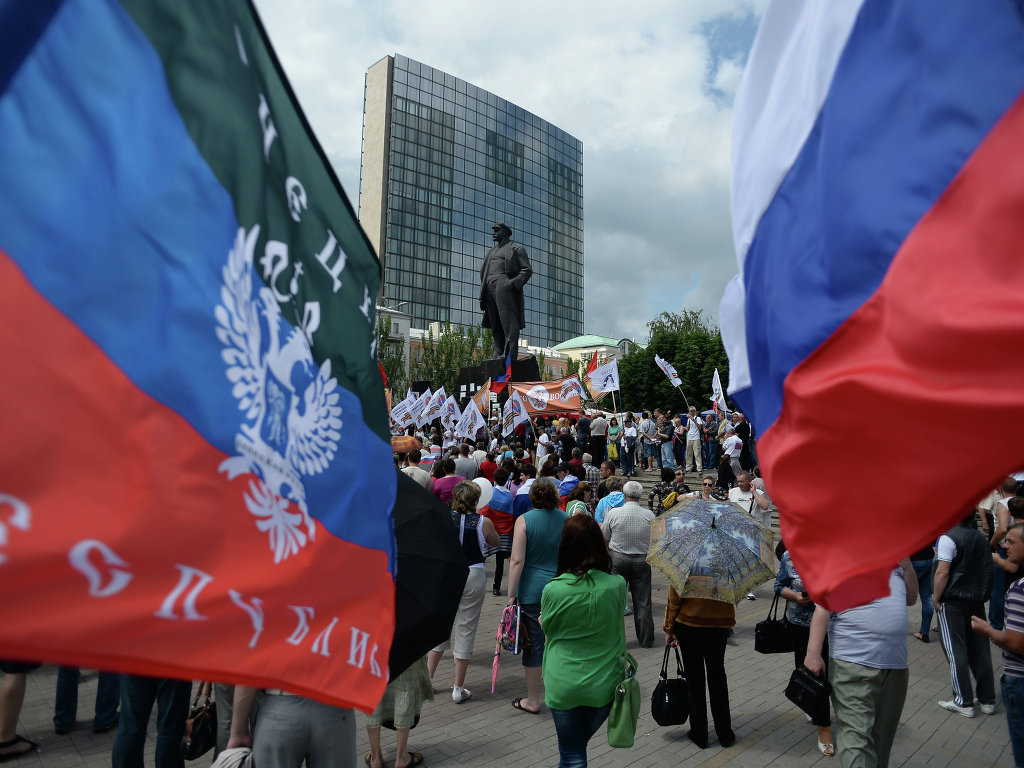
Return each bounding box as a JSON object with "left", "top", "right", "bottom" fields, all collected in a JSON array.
[
  {"left": 535, "top": 428, "right": 552, "bottom": 466},
  {"left": 729, "top": 470, "right": 771, "bottom": 600},
  {"left": 684, "top": 406, "right": 704, "bottom": 473},
  {"left": 401, "top": 449, "right": 433, "bottom": 491},
  {"left": 804, "top": 563, "right": 918, "bottom": 768},
  {"left": 589, "top": 412, "right": 609, "bottom": 465},
  {"left": 728, "top": 471, "right": 771, "bottom": 528},
  {"left": 722, "top": 427, "right": 743, "bottom": 476},
  {"left": 471, "top": 441, "right": 488, "bottom": 465}
]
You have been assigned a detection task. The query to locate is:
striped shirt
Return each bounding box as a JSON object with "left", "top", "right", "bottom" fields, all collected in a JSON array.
[
  {"left": 1004, "top": 577, "right": 1024, "bottom": 678},
  {"left": 601, "top": 501, "right": 654, "bottom": 556}
]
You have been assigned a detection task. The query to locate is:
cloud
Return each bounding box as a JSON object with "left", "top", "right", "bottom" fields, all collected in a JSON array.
[{"left": 252, "top": 0, "right": 762, "bottom": 343}]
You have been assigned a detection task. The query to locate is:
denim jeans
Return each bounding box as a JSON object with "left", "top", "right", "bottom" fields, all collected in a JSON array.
[
  {"left": 620, "top": 442, "right": 635, "bottom": 476},
  {"left": 912, "top": 558, "right": 935, "bottom": 636},
  {"left": 549, "top": 702, "right": 612, "bottom": 768},
  {"left": 112, "top": 675, "right": 191, "bottom": 768},
  {"left": 54, "top": 667, "right": 120, "bottom": 730},
  {"left": 1002, "top": 674, "right": 1024, "bottom": 767},
  {"left": 660, "top": 441, "right": 674, "bottom": 469},
  {"left": 520, "top": 602, "right": 546, "bottom": 667}
]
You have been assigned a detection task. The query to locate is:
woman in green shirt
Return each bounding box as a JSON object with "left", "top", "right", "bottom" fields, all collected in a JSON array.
[
  {"left": 541, "top": 514, "right": 626, "bottom": 767},
  {"left": 606, "top": 417, "right": 621, "bottom": 468}
]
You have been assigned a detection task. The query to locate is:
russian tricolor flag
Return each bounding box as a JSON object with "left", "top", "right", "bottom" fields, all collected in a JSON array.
[
  {"left": 0, "top": 0, "right": 396, "bottom": 709},
  {"left": 722, "top": 0, "right": 1024, "bottom": 610},
  {"left": 490, "top": 351, "right": 513, "bottom": 393}
]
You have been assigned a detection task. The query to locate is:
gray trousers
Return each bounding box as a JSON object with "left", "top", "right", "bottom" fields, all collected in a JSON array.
[
  {"left": 253, "top": 694, "right": 355, "bottom": 768},
  {"left": 213, "top": 683, "right": 235, "bottom": 757},
  {"left": 610, "top": 552, "right": 654, "bottom": 647},
  {"left": 829, "top": 660, "right": 908, "bottom": 768},
  {"left": 937, "top": 599, "right": 996, "bottom": 707}
]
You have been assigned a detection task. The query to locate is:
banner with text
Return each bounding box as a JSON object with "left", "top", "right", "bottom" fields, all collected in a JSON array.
[
  {"left": 0, "top": 0, "right": 396, "bottom": 711},
  {"left": 511, "top": 378, "right": 583, "bottom": 416}
]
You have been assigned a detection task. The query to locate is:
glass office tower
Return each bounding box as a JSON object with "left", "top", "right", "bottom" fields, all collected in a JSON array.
[{"left": 359, "top": 55, "right": 584, "bottom": 349}]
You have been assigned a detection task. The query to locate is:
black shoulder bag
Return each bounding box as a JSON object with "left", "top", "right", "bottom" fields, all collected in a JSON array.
[
  {"left": 650, "top": 645, "right": 689, "bottom": 726},
  {"left": 754, "top": 591, "right": 793, "bottom": 654}
]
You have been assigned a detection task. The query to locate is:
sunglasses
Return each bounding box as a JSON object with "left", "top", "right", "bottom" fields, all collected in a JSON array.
[{"left": 702, "top": 482, "right": 714, "bottom": 487}]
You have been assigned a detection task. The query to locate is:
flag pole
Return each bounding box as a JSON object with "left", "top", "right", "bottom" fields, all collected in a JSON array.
[{"left": 675, "top": 384, "right": 691, "bottom": 410}]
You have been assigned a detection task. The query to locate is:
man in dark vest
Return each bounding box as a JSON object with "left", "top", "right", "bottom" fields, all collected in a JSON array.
[
  {"left": 933, "top": 512, "right": 998, "bottom": 717},
  {"left": 479, "top": 222, "right": 532, "bottom": 359}
]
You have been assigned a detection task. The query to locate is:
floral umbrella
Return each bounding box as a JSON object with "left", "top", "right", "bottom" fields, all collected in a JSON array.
[{"left": 647, "top": 496, "right": 775, "bottom": 604}]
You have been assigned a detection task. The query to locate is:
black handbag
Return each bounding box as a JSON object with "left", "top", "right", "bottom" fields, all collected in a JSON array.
[
  {"left": 181, "top": 681, "right": 217, "bottom": 760},
  {"left": 650, "top": 645, "right": 689, "bottom": 726},
  {"left": 754, "top": 592, "right": 793, "bottom": 654},
  {"left": 785, "top": 666, "right": 831, "bottom": 721}
]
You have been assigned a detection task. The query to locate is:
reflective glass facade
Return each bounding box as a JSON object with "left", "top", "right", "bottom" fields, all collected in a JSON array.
[{"left": 359, "top": 55, "right": 584, "bottom": 348}]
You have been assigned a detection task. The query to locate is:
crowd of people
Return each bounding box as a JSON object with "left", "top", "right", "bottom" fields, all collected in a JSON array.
[
  {"left": 392, "top": 407, "right": 1024, "bottom": 767},
  {"left": 3, "top": 403, "right": 1023, "bottom": 768}
]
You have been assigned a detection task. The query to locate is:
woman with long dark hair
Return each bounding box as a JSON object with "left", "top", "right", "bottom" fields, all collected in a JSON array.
[{"left": 541, "top": 515, "right": 626, "bottom": 768}]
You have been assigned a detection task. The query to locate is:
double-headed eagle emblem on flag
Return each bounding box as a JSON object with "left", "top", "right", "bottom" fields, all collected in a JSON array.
[{"left": 215, "top": 227, "right": 343, "bottom": 563}]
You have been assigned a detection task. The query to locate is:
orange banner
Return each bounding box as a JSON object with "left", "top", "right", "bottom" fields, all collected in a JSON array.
[
  {"left": 472, "top": 379, "right": 492, "bottom": 417},
  {"left": 510, "top": 377, "right": 583, "bottom": 416}
]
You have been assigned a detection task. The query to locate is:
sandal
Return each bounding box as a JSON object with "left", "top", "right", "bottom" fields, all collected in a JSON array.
[
  {"left": 0, "top": 735, "right": 39, "bottom": 763},
  {"left": 913, "top": 632, "right": 929, "bottom": 643},
  {"left": 817, "top": 739, "right": 835, "bottom": 757},
  {"left": 396, "top": 753, "right": 423, "bottom": 768},
  {"left": 512, "top": 697, "right": 540, "bottom": 714}
]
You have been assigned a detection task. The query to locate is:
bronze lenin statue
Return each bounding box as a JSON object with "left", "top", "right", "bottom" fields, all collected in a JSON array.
[{"left": 479, "top": 222, "right": 532, "bottom": 359}]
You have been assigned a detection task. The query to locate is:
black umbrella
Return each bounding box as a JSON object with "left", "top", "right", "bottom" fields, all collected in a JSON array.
[{"left": 388, "top": 469, "right": 467, "bottom": 678}]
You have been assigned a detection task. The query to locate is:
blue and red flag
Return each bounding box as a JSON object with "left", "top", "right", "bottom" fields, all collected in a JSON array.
[
  {"left": 490, "top": 351, "right": 513, "bottom": 393},
  {"left": 721, "top": 0, "right": 1024, "bottom": 611},
  {"left": 0, "top": 0, "right": 396, "bottom": 709}
]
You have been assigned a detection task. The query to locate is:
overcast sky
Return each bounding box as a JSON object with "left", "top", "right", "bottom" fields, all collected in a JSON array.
[{"left": 253, "top": 0, "right": 764, "bottom": 344}]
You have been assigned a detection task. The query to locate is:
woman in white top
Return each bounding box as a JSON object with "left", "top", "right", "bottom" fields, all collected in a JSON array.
[{"left": 427, "top": 481, "right": 499, "bottom": 703}]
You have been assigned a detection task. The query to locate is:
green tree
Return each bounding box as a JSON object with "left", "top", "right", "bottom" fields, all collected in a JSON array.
[
  {"left": 565, "top": 356, "right": 582, "bottom": 381},
  {"left": 537, "top": 351, "right": 547, "bottom": 381},
  {"left": 409, "top": 322, "right": 493, "bottom": 394},
  {"left": 375, "top": 313, "right": 408, "bottom": 400},
  {"left": 618, "top": 309, "right": 730, "bottom": 415}
]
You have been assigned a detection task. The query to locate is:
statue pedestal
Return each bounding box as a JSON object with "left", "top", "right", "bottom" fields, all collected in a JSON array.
[{"left": 454, "top": 355, "right": 541, "bottom": 410}]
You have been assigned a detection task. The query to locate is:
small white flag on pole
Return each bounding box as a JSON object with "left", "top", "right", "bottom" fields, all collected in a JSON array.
[
  {"left": 586, "top": 359, "right": 620, "bottom": 394},
  {"left": 510, "top": 389, "right": 528, "bottom": 430},
  {"left": 390, "top": 399, "right": 414, "bottom": 427},
  {"left": 440, "top": 395, "right": 461, "bottom": 431},
  {"left": 654, "top": 354, "right": 683, "bottom": 387},
  {"left": 455, "top": 398, "right": 484, "bottom": 439},
  {"left": 408, "top": 387, "right": 432, "bottom": 426},
  {"left": 711, "top": 368, "right": 728, "bottom": 412},
  {"left": 418, "top": 387, "right": 446, "bottom": 427}
]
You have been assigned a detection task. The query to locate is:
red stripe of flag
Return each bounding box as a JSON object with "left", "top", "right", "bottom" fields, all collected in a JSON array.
[
  {"left": 763, "top": 91, "right": 1024, "bottom": 611},
  {"left": 0, "top": 252, "right": 393, "bottom": 708}
]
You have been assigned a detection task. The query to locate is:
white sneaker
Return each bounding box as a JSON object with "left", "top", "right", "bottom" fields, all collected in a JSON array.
[
  {"left": 938, "top": 700, "right": 975, "bottom": 717},
  {"left": 978, "top": 702, "right": 998, "bottom": 715},
  {"left": 746, "top": 593, "right": 757, "bottom": 600},
  {"left": 452, "top": 686, "right": 472, "bottom": 704}
]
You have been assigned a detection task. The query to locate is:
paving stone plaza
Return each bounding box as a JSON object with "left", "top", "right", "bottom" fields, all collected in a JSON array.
[{"left": 8, "top": 474, "right": 1014, "bottom": 767}]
